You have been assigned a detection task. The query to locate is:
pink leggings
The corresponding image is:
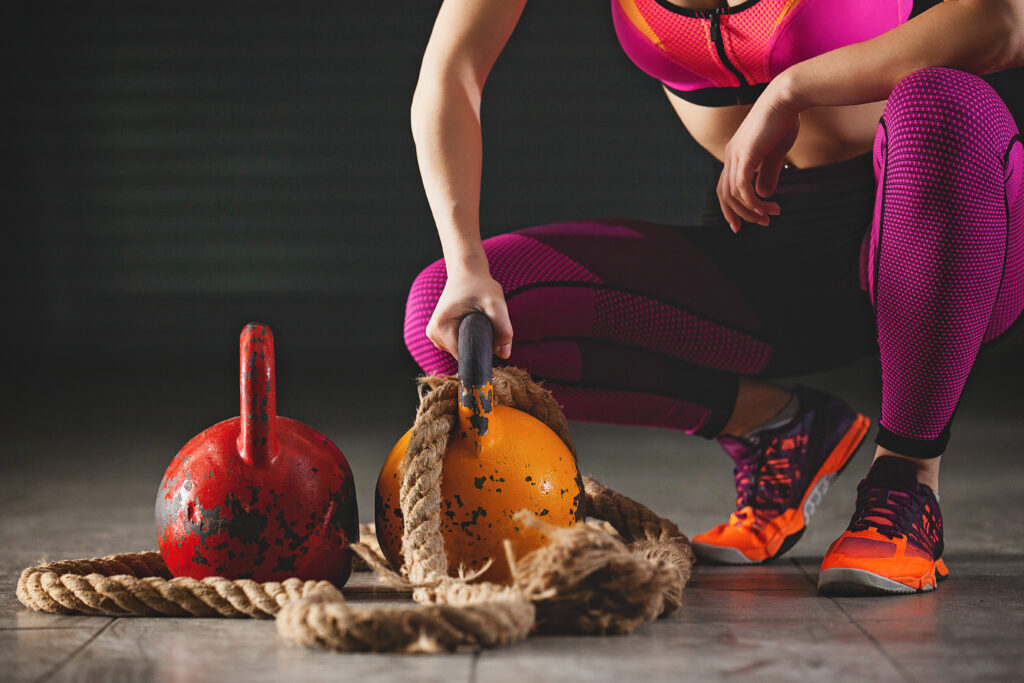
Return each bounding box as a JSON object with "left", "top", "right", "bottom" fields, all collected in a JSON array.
[{"left": 405, "top": 68, "right": 1024, "bottom": 458}]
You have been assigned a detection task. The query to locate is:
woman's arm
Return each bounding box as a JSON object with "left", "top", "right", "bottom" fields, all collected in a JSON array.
[
  {"left": 781, "top": 0, "right": 1024, "bottom": 111},
  {"left": 411, "top": 0, "right": 527, "bottom": 358},
  {"left": 718, "top": 0, "right": 1024, "bottom": 232}
]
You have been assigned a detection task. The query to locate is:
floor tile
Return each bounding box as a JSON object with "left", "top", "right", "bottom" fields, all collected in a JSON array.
[
  {"left": 0, "top": 623, "right": 112, "bottom": 683},
  {"left": 46, "top": 618, "right": 473, "bottom": 683}
]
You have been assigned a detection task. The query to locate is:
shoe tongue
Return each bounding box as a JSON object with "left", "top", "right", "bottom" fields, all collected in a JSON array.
[
  {"left": 866, "top": 456, "right": 920, "bottom": 490},
  {"left": 718, "top": 435, "right": 758, "bottom": 465}
]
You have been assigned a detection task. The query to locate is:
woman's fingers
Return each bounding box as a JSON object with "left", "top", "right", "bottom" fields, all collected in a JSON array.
[
  {"left": 729, "top": 195, "right": 769, "bottom": 227},
  {"left": 481, "top": 301, "right": 514, "bottom": 359},
  {"left": 719, "top": 167, "right": 768, "bottom": 230},
  {"left": 720, "top": 152, "right": 791, "bottom": 231},
  {"left": 717, "top": 177, "right": 742, "bottom": 232},
  {"left": 425, "top": 313, "right": 459, "bottom": 360},
  {"left": 755, "top": 153, "right": 786, "bottom": 200},
  {"left": 718, "top": 176, "right": 758, "bottom": 231},
  {"left": 731, "top": 158, "right": 766, "bottom": 219},
  {"left": 733, "top": 152, "right": 782, "bottom": 218},
  {"left": 720, "top": 203, "right": 743, "bottom": 233}
]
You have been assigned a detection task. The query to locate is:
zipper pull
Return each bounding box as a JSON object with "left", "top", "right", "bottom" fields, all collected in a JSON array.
[{"left": 708, "top": 9, "right": 722, "bottom": 42}]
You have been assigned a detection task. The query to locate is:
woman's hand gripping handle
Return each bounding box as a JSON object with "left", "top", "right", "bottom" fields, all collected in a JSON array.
[{"left": 425, "top": 260, "right": 514, "bottom": 362}]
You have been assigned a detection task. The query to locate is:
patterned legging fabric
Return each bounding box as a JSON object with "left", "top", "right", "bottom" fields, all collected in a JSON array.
[{"left": 404, "top": 68, "right": 1024, "bottom": 458}]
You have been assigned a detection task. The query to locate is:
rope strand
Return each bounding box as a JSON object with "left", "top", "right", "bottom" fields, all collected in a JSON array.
[{"left": 16, "top": 366, "right": 693, "bottom": 653}]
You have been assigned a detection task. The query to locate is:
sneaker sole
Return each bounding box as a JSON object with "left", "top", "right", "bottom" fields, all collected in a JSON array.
[
  {"left": 689, "top": 543, "right": 761, "bottom": 565},
  {"left": 818, "top": 567, "right": 933, "bottom": 595},
  {"left": 693, "top": 412, "right": 871, "bottom": 565},
  {"left": 692, "top": 527, "right": 808, "bottom": 565}
]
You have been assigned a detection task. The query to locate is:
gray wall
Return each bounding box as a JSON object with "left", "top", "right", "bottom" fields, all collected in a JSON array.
[{"left": 5, "top": 2, "right": 1023, "bottom": 372}]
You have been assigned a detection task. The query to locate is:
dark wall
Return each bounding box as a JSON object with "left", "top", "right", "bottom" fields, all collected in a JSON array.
[
  {"left": 4, "top": 1, "right": 709, "bottom": 372},
  {"left": 5, "top": 2, "right": 1023, "bottom": 372}
]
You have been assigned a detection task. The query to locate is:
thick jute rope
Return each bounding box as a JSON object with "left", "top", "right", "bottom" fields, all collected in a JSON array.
[
  {"left": 16, "top": 367, "right": 694, "bottom": 653},
  {"left": 16, "top": 522, "right": 385, "bottom": 619},
  {"left": 15, "top": 552, "right": 335, "bottom": 618},
  {"left": 276, "top": 367, "right": 694, "bottom": 651}
]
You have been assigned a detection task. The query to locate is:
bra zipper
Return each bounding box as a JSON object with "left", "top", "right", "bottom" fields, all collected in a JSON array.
[{"left": 705, "top": 9, "right": 751, "bottom": 91}]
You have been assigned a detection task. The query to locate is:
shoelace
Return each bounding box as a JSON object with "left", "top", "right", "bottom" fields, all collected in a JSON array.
[
  {"left": 849, "top": 481, "right": 927, "bottom": 539},
  {"left": 731, "top": 438, "right": 796, "bottom": 525}
]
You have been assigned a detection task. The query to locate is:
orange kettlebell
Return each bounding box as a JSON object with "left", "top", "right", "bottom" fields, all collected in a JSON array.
[{"left": 375, "top": 312, "right": 585, "bottom": 584}]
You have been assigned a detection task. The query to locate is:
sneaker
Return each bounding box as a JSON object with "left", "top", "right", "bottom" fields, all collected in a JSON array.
[
  {"left": 818, "top": 456, "right": 949, "bottom": 595},
  {"left": 692, "top": 385, "right": 871, "bottom": 564}
]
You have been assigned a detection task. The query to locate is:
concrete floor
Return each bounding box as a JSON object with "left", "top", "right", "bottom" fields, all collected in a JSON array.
[{"left": 2, "top": 347, "right": 1023, "bottom": 682}]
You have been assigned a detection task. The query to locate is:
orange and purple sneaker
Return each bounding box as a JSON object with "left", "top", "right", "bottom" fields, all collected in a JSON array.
[
  {"left": 692, "top": 385, "right": 872, "bottom": 564},
  {"left": 818, "top": 455, "right": 949, "bottom": 595}
]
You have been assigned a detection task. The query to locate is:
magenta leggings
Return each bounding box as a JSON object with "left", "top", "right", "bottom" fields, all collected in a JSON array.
[{"left": 405, "top": 68, "right": 1024, "bottom": 458}]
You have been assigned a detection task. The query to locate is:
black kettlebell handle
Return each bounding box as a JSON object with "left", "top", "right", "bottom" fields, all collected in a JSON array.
[
  {"left": 457, "top": 312, "right": 495, "bottom": 437},
  {"left": 458, "top": 311, "right": 494, "bottom": 392}
]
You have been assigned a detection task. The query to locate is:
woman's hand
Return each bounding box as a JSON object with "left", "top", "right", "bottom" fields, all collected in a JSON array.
[
  {"left": 425, "top": 265, "right": 514, "bottom": 361},
  {"left": 718, "top": 81, "right": 801, "bottom": 233}
]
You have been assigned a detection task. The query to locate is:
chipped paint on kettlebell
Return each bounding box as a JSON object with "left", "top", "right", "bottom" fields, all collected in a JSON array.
[
  {"left": 156, "top": 324, "right": 359, "bottom": 585},
  {"left": 375, "top": 404, "right": 583, "bottom": 584}
]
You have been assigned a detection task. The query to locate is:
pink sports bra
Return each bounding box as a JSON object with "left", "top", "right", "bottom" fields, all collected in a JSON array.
[{"left": 612, "top": 0, "right": 934, "bottom": 106}]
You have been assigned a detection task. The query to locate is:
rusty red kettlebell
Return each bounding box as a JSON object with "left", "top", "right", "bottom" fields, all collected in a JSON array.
[{"left": 156, "top": 323, "right": 358, "bottom": 585}]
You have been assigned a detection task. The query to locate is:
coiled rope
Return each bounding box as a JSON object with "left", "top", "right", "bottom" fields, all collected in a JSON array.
[{"left": 17, "top": 367, "right": 694, "bottom": 653}]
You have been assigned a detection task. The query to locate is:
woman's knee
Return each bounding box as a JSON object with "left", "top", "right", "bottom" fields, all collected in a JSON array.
[
  {"left": 885, "top": 67, "right": 987, "bottom": 119},
  {"left": 881, "top": 67, "right": 1017, "bottom": 158},
  {"left": 867, "top": 68, "right": 1022, "bottom": 308},
  {"left": 874, "top": 67, "right": 1019, "bottom": 246},
  {"left": 402, "top": 230, "right": 560, "bottom": 372},
  {"left": 403, "top": 256, "right": 453, "bottom": 374}
]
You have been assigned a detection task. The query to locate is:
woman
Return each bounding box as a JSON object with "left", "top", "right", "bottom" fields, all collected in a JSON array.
[{"left": 403, "top": 0, "right": 1024, "bottom": 595}]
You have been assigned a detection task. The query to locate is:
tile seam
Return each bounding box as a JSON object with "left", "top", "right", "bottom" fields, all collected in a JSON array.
[
  {"left": 35, "top": 617, "right": 115, "bottom": 683},
  {"left": 791, "top": 559, "right": 918, "bottom": 683}
]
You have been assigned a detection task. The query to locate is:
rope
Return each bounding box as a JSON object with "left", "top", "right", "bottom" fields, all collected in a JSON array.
[
  {"left": 16, "top": 366, "right": 694, "bottom": 653},
  {"left": 16, "top": 552, "right": 332, "bottom": 618},
  {"left": 350, "top": 523, "right": 385, "bottom": 573},
  {"left": 276, "top": 367, "right": 693, "bottom": 651}
]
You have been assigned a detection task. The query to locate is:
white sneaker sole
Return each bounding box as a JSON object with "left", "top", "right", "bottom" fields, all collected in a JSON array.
[
  {"left": 818, "top": 567, "right": 934, "bottom": 595},
  {"left": 802, "top": 472, "right": 836, "bottom": 520},
  {"left": 690, "top": 543, "right": 757, "bottom": 565}
]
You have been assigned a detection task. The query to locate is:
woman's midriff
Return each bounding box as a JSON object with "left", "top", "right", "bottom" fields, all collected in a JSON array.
[{"left": 666, "top": 89, "right": 887, "bottom": 169}]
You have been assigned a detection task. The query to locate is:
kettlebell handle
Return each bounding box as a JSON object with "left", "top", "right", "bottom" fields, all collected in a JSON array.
[
  {"left": 238, "top": 322, "right": 278, "bottom": 465},
  {"left": 458, "top": 312, "right": 493, "bottom": 392},
  {"left": 457, "top": 312, "right": 494, "bottom": 439}
]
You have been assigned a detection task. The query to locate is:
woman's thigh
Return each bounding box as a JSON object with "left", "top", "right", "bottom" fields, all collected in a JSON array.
[
  {"left": 406, "top": 200, "right": 876, "bottom": 379},
  {"left": 502, "top": 218, "right": 773, "bottom": 373}
]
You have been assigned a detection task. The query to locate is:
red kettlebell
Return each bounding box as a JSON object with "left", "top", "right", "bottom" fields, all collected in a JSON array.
[{"left": 156, "top": 323, "right": 358, "bottom": 585}]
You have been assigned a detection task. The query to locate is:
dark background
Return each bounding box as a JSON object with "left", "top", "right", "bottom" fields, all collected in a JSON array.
[
  {"left": 3, "top": 1, "right": 718, "bottom": 374},
  {"left": 3, "top": 1, "right": 1023, "bottom": 429}
]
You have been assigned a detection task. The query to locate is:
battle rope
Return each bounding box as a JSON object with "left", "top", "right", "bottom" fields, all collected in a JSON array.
[
  {"left": 16, "top": 367, "right": 694, "bottom": 653},
  {"left": 16, "top": 552, "right": 331, "bottom": 618}
]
